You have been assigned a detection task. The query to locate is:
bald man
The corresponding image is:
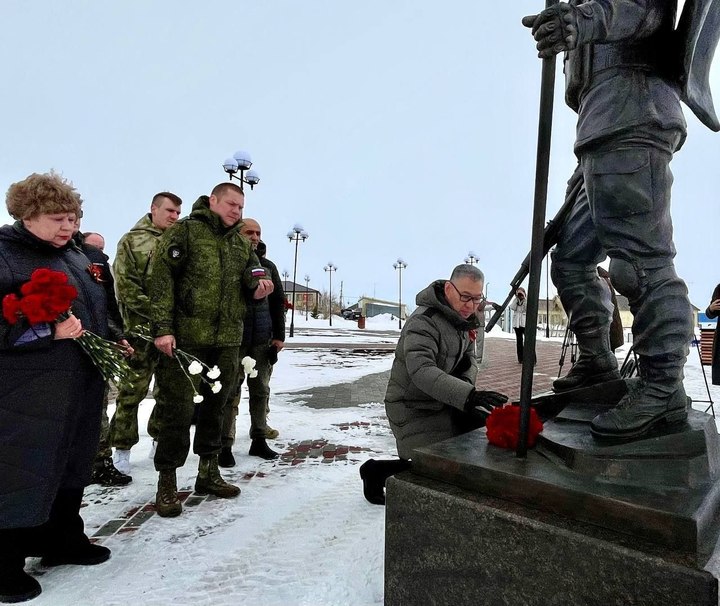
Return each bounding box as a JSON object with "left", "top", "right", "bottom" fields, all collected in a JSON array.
[{"left": 220, "top": 218, "right": 286, "bottom": 464}]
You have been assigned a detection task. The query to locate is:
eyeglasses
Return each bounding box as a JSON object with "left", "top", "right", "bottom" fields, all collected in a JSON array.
[{"left": 448, "top": 281, "right": 486, "bottom": 305}]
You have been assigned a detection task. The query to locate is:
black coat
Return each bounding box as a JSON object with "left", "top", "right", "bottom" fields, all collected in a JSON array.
[
  {"left": 0, "top": 222, "right": 107, "bottom": 528},
  {"left": 707, "top": 284, "right": 720, "bottom": 386}
]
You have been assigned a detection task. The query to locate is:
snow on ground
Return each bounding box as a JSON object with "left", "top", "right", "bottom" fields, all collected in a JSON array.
[{"left": 22, "top": 320, "right": 720, "bottom": 605}]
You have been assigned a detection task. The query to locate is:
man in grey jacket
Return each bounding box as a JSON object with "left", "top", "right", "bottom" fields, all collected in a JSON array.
[{"left": 360, "top": 264, "right": 508, "bottom": 505}]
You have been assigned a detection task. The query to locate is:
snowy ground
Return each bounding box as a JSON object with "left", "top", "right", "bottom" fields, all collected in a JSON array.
[{"left": 22, "top": 314, "right": 720, "bottom": 606}]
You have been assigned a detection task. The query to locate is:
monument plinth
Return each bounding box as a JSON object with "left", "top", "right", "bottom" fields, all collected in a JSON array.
[{"left": 384, "top": 390, "right": 720, "bottom": 605}]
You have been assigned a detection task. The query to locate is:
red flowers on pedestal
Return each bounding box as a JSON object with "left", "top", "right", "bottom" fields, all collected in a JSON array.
[
  {"left": 2, "top": 268, "right": 76, "bottom": 325},
  {"left": 485, "top": 404, "right": 543, "bottom": 450}
]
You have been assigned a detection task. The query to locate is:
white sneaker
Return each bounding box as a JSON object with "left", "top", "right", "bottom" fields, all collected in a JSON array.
[
  {"left": 113, "top": 448, "right": 131, "bottom": 475},
  {"left": 148, "top": 440, "right": 157, "bottom": 460}
]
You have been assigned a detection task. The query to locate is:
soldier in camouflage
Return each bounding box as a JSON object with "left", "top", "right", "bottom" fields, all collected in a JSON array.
[
  {"left": 149, "top": 182, "right": 274, "bottom": 517},
  {"left": 109, "top": 192, "right": 182, "bottom": 475}
]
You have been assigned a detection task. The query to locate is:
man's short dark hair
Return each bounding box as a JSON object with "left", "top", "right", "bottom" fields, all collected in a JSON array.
[
  {"left": 450, "top": 264, "right": 484, "bottom": 283},
  {"left": 151, "top": 192, "right": 182, "bottom": 207},
  {"left": 211, "top": 182, "right": 244, "bottom": 198}
]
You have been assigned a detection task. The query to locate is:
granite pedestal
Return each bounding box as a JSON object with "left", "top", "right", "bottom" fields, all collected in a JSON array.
[{"left": 385, "top": 385, "right": 720, "bottom": 605}]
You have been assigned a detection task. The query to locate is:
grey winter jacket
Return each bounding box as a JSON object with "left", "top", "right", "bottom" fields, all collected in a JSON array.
[{"left": 384, "top": 280, "right": 480, "bottom": 459}]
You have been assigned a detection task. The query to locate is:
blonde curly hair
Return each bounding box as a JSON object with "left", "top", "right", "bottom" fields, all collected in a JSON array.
[{"left": 6, "top": 171, "right": 83, "bottom": 220}]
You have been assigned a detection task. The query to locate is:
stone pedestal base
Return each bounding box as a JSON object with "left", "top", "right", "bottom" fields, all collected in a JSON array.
[{"left": 385, "top": 473, "right": 718, "bottom": 606}]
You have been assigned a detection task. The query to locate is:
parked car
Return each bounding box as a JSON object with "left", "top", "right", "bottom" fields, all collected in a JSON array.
[{"left": 341, "top": 307, "right": 362, "bottom": 320}]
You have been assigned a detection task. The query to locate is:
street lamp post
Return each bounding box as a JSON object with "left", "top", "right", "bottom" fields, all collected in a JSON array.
[
  {"left": 304, "top": 274, "right": 311, "bottom": 320},
  {"left": 287, "top": 225, "right": 309, "bottom": 338},
  {"left": 222, "top": 150, "right": 260, "bottom": 192},
  {"left": 464, "top": 251, "right": 479, "bottom": 265},
  {"left": 393, "top": 258, "right": 407, "bottom": 330},
  {"left": 324, "top": 263, "right": 337, "bottom": 326}
]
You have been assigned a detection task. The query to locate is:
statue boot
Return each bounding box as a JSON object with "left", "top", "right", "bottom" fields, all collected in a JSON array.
[
  {"left": 553, "top": 328, "right": 620, "bottom": 392},
  {"left": 591, "top": 363, "right": 689, "bottom": 441}
]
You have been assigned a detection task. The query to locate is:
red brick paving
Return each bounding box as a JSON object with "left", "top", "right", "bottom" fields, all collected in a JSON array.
[{"left": 476, "top": 336, "right": 564, "bottom": 402}]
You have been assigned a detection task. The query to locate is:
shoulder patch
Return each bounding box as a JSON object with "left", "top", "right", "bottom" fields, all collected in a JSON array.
[
  {"left": 421, "top": 308, "right": 438, "bottom": 319},
  {"left": 168, "top": 245, "right": 182, "bottom": 260}
]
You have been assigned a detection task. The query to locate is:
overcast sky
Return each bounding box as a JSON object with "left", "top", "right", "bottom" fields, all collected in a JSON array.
[{"left": 1, "top": 1, "right": 718, "bottom": 312}]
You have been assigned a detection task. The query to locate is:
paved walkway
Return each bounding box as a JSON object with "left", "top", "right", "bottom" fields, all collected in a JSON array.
[{"left": 280, "top": 335, "right": 565, "bottom": 408}]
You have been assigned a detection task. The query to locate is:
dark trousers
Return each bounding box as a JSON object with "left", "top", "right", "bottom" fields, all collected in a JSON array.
[
  {"left": 153, "top": 346, "right": 240, "bottom": 471},
  {"left": 514, "top": 327, "right": 525, "bottom": 363}
]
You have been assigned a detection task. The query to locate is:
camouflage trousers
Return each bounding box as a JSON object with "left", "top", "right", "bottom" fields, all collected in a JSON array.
[
  {"left": 221, "top": 341, "right": 274, "bottom": 445},
  {"left": 109, "top": 337, "right": 161, "bottom": 450},
  {"left": 95, "top": 383, "right": 113, "bottom": 461},
  {"left": 153, "top": 346, "right": 240, "bottom": 471}
]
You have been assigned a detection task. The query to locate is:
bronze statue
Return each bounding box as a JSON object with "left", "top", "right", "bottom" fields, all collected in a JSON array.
[{"left": 522, "top": 0, "right": 719, "bottom": 441}]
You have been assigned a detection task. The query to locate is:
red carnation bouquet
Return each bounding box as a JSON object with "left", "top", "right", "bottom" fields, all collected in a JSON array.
[
  {"left": 2, "top": 268, "right": 133, "bottom": 385},
  {"left": 485, "top": 404, "right": 543, "bottom": 450},
  {"left": 2, "top": 268, "right": 77, "bottom": 325}
]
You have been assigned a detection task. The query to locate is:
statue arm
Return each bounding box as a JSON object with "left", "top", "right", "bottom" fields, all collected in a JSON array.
[{"left": 577, "top": 1, "right": 668, "bottom": 43}]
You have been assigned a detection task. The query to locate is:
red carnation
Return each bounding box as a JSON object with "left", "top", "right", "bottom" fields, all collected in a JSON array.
[
  {"left": 2, "top": 294, "right": 22, "bottom": 325},
  {"left": 486, "top": 404, "right": 543, "bottom": 450}
]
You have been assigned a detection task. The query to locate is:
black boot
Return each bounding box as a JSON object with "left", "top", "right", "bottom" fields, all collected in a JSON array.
[
  {"left": 553, "top": 328, "right": 620, "bottom": 392},
  {"left": 40, "top": 488, "right": 111, "bottom": 567},
  {"left": 0, "top": 553, "right": 40, "bottom": 604},
  {"left": 91, "top": 457, "right": 132, "bottom": 486},
  {"left": 359, "top": 459, "right": 411, "bottom": 506},
  {"left": 0, "top": 531, "right": 41, "bottom": 604},
  {"left": 248, "top": 439, "right": 279, "bottom": 460},
  {"left": 218, "top": 446, "right": 236, "bottom": 468}
]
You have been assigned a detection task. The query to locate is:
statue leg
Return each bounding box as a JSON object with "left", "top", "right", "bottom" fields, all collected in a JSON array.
[
  {"left": 551, "top": 171, "right": 619, "bottom": 392},
  {"left": 579, "top": 134, "right": 693, "bottom": 439}
]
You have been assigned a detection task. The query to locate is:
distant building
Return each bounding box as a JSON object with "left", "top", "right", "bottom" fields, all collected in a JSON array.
[
  {"left": 282, "top": 281, "right": 320, "bottom": 313},
  {"left": 530, "top": 293, "right": 700, "bottom": 341},
  {"left": 347, "top": 296, "right": 408, "bottom": 319}
]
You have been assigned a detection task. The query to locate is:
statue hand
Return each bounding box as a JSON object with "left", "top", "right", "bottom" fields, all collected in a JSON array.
[{"left": 522, "top": 4, "right": 579, "bottom": 58}]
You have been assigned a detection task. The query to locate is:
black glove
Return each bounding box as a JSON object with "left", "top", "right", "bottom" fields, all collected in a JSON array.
[
  {"left": 465, "top": 390, "right": 509, "bottom": 419},
  {"left": 267, "top": 344, "right": 279, "bottom": 365}
]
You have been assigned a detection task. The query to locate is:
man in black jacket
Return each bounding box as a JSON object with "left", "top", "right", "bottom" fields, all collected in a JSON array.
[
  {"left": 220, "top": 219, "right": 286, "bottom": 464},
  {"left": 73, "top": 222, "right": 133, "bottom": 487}
]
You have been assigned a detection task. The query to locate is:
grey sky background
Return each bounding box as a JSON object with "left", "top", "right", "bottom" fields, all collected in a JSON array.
[{"left": 1, "top": 1, "right": 718, "bottom": 313}]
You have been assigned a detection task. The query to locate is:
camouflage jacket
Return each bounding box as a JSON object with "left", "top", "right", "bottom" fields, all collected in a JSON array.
[
  {"left": 113, "top": 214, "right": 164, "bottom": 332},
  {"left": 149, "top": 196, "right": 261, "bottom": 348}
]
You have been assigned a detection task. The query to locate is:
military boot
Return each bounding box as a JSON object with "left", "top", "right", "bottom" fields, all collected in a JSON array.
[
  {"left": 591, "top": 378, "right": 689, "bottom": 441},
  {"left": 249, "top": 439, "right": 279, "bottom": 460},
  {"left": 218, "top": 446, "right": 236, "bottom": 468},
  {"left": 155, "top": 470, "right": 182, "bottom": 518},
  {"left": 553, "top": 328, "right": 620, "bottom": 392},
  {"left": 590, "top": 356, "right": 692, "bottom": 441},
  {"left": 195, "top": 455, "right": 241, "bottom": 498}
]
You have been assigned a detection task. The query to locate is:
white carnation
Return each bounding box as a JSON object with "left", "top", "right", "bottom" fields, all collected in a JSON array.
[
  {"left": 188, "top": 360, "right": 203, "bottom": 375},
  {"left": 211, "top": 381, "right": 222, "bottom": 393},
  {"left": 241, "top": 356, "right": 257, "bottom": 373},
  {"left": 249, "top": 370, "right": 258, "bottom": 379},
  {"left": 193, "top": 394, "right": 204, "bottom": 403},
  {"left": 207, "top": 365, "right": 221, "bottom": 379}
]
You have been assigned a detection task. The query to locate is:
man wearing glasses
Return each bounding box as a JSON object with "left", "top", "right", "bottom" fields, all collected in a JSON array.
[{"left": 360, "top": 264, "right": 507, "bottom": 505}]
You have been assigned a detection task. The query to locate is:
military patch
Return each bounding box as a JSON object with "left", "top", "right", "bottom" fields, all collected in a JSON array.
[{"left": 168, "top": 246, "right": 182, "bottom": 260}]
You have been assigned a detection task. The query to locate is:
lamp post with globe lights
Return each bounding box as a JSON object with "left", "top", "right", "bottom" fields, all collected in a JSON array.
[
  {"left": 464, "top": 252, "right": 479, "bottom": 265},
  {"left": 324, "top": 263, "right": 337, "bottom": 326},
  {"left": 287, "top": 225, "right": 308, "bottom": 337},
  {"left": 222, "top": 150, "right": 260, "bottom": 192},
  {"left": 393, "top": 259, "right": 407, "bottom": 330}
]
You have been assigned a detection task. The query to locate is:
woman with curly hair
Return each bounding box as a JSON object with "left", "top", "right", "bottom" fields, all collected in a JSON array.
[{"left": 0, "top": 172, "right": 118, "bottom": 603}]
